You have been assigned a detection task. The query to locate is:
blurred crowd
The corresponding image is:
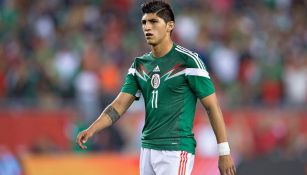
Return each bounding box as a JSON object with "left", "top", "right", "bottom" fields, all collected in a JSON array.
[{"left": 0, "top": 0, "right": 306, "bottom": 113}]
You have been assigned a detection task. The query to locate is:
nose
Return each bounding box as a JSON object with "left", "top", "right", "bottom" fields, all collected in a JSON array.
[{"left": 143, "top": 23, "right": 151, "bottom": 31}]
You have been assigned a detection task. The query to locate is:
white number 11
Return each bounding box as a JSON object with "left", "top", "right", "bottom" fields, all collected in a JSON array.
[{"left": 152, "top": 90, "right": 158, "bottom": 108}]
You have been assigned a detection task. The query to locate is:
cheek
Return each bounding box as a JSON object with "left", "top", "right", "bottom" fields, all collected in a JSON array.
[
  {"left": 156, "top": 26, "right": 167, "bottom": 35},
  {"left": 160, "top": 29, "right": 168, "bottom": 37}
]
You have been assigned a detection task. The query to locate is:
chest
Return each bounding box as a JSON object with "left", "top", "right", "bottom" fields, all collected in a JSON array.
[{"left": 135, "top": 60, "right": 187, "bottom": 92}]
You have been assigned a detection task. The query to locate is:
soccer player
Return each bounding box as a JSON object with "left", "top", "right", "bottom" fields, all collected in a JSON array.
[{"left": 76, "top": 1, "right": 236, "bottom": 175}]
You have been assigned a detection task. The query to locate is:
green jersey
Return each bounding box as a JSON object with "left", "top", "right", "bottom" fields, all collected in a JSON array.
[{"left": 121, "top": 44, "right": 215, "bottom": 154}]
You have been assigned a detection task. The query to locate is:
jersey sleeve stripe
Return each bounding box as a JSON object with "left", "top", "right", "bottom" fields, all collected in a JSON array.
[
  {"left": 176, "top": 45, "right": 206, "bottom": 69},
  {"left": 176, "top": 45, "right": 205, "bottom": 69},
  {"left": 175, "top": 48, "right": 204, "bottom": 69},
  {"left": 128, "top": 68, "right": 136, "bottom": 75},
  {"left": 185, "top": 68, "right": 210, "bottom": 79}
]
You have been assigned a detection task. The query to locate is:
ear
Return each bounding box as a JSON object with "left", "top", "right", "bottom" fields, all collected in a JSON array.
[{"left": 167, "top": 21, "right": 175, "bottom": 32}]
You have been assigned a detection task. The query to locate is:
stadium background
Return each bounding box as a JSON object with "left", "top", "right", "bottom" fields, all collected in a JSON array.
[{"left": 0, "top": 0, "right": 306, "bottom": 174}]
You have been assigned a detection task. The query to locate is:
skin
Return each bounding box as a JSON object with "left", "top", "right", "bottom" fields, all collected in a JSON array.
[
  {"left": 141, "top": 13, "right": 174, "bottom": 57},
  {"left": 201, "top": 94, "right": 236, "bottom": 175},
  {"left": 76, "top": 92, "right": 135, "bottom": 149},
  {"left": 76, "top": 12, "right": 236, "bottom": 175}
]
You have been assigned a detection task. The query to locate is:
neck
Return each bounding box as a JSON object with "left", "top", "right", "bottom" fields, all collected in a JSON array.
[{"left": 151, "top": 38, "right": 173, "bottom": 58}]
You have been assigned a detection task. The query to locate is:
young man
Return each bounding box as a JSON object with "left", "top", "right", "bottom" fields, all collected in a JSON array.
[{"left": 76, "top": 1, "right": 236, "bottom": 175}]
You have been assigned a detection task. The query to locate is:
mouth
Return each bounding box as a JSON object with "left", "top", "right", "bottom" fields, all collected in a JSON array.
[{"left": 145, "top": 33, "right": 153, "bottom": 37}]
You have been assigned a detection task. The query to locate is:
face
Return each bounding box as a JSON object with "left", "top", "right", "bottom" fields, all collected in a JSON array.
[{"left": 141, "top": 13, "right": 174, "bottom": 46}]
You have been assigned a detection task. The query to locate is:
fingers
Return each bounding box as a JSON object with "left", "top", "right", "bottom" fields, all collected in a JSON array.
[
  {"left": 227, "top": 168, "right": 232, "bottom": 175},
  {"left": 219, "top": 155, "right": 236, "bottom": 175},
  {"left": 76, "top": 132, "right": 88, "bottom": 149},
  {"left": 219, "top": 166, "right": 236, "bottom": 175},
  {"left": 231, "top": 165, "right": 237, "bottom": 175}
]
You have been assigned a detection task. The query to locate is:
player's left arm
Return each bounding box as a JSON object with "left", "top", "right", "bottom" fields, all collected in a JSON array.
[{"left": 200, "top": 93, "right": 236, "bottom": 175}]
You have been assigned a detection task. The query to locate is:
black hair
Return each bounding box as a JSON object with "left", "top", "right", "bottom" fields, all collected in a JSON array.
[{"left": 141, "top": 0, "right": 175, "bottom": 23}]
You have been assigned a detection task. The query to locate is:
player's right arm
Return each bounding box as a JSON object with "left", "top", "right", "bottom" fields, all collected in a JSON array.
[
  {"left": 76, "top": 92, "right": 135, "bottom": 149},
  {"left": 77, "top": 59, "right": 140, "bottom": 149}
]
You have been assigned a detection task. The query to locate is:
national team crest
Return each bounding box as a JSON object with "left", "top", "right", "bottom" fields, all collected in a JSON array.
[{"left": 151, "top": 74, "right": 160, "bottom": 89}]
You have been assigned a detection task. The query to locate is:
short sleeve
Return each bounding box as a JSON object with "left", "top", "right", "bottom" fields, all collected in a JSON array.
[
  {"left": 185, "top": 54, "right": 215, "bottom": 99},
  {"left": 121, "top": 61, "right": 141, "bottom": 100}
]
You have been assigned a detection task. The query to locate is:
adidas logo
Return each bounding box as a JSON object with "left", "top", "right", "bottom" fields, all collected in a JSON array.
[{"left": 153, "top": 65, "right": 160, "bottom": 72}]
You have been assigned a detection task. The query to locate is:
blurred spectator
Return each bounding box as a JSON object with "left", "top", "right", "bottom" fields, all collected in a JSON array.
[
  {"left": 283, "top": 56, "right": 307, "bottom": 107},
  {"left": 176, "top": 14, "right": 200, "bottom": 47},
  {"left": 238, "top": 53, "right": 261, "bottom": 105},
  {"left": 75, "top": 69, "right": 100, "bottom": 124},
  {"left": 210, "top": 41, "right": 239, "bottom": 85},
  {"left": 6, "top": 58, "right": 38, "bottom": 106},
  {"left": 0, "top": 146, "right": 22, "bottom": 175},
  {"left": 98, "top": 59, "right": 122, "bottom": 107},
  {"left": 53, "top": 44, "right": 80, "bottom": 98},
  {"left": 34, "top": 15, "right": 55, "bottom": 42}
]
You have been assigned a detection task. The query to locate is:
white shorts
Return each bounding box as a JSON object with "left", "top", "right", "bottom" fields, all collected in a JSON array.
[{"left": 140, "top": 148, "right": 195, "bottom": 175}]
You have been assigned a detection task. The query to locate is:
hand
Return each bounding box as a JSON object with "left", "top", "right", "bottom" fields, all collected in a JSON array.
[
  {"left": 76, "top": 129, "right": 94, "bottom": 149},
  {"left": 218, "top": 155, "right": 236, "bottom": 175}
]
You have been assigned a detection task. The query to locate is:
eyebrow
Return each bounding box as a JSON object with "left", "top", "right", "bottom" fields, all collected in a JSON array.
[{"left": 141, "top": 18, "right": 159, "bottom": 24}]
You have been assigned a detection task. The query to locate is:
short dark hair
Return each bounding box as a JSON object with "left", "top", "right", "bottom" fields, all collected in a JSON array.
[{"left": 141, "top": 0, "right": 175, "bottom": 23}]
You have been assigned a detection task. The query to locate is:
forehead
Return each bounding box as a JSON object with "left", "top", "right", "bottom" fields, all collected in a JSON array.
[{"left": 141, "top": 13, "right": 163, "bottom": 21}]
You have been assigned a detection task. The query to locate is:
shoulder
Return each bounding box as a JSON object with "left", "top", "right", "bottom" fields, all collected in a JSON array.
[
  {"left": 174, "top": 45, "right": 206, "bottom": 69},
  {"left": 129, "top": 52, "right": 150, "bottom": 66},
  {"left": 135, "top": 52, "right": 151, "bottom": 61}
]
